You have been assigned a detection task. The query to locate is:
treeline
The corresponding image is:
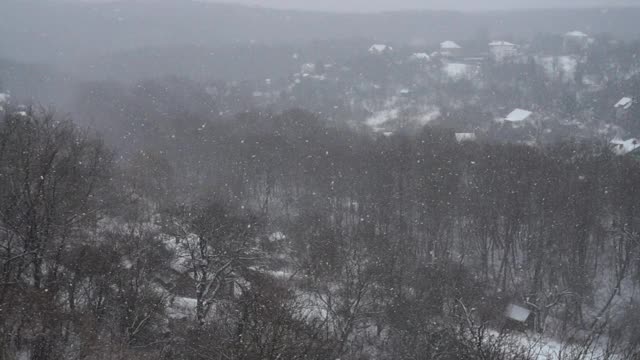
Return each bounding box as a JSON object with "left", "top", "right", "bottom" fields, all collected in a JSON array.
[{"left": 2, "top": 104, "right": 640, "bottom": 359}]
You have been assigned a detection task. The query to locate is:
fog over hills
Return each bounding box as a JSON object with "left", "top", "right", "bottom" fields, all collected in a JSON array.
[
  {"left": 2, "top": 0, "right": 640, "bottom": 66},
  {"left": 77, "top": 0, "right": 640, "bottom": 12}
]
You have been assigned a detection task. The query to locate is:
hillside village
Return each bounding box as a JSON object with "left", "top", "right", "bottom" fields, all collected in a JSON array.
[{"left": 227, "top": 30, "right": 639, "bottom": 152}]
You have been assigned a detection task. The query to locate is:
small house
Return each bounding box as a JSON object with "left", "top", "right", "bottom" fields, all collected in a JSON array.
[
  {"left": 455, "top": 133, "right": 477, "bottom": 142},
  {"left": 563, "top": 31, "right": 590, "bottom": 53},
  {"left": 440, "top": 41, "right": 462, "bottom": 57},
  {"left": 615, "top": 97, "right": 634, "bottom": 119},
  {"left": 489, "top": 41, "right": 518, "bottom": 62},
  {"left": 300, "top": 63, "right": 316, "bottom": 75},
  {"left": 503, "top": 303, "right": 534, "bottom": 332},
  {"left": 410, "top": 52, "right": 431, "bottom": 62},
  {"left": 369, "top": 44, "right": 392, "bottom": 54}
]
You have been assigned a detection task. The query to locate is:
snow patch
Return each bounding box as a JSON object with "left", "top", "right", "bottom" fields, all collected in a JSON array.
[{"left": 366, "top": 108, "right": 399, "bottom": 129}]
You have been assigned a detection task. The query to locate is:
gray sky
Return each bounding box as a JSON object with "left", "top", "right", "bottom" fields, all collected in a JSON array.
[{"left": 208, "top": 0, "right": 640, "bottom": 12}]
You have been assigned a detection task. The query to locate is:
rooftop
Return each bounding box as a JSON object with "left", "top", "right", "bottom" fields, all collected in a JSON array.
[
  {"left": 505, "top": 108, "right": 533, "bottom": 122},
  {"left": 505, "top": 304, "right": 531, "bottom": 323},
  {"left": 489, "top": 41, "right": 516, "bottom": 47},
  {"left": 615, "top": 97, "right": 633, "bottom": 110},
  {"left": 565, "top": 30, "right": 588, "bottom": 37},
  {"left": 441, "top": 40, "right": 462, "bottom": 49}
]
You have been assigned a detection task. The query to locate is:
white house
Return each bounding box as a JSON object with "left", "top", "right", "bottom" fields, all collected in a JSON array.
[
  {"left": 440, "top": 41, "right": 462, "bottom": 57},
  {"left": 489, "top": 41, "right": 518, "bottom": 62}
]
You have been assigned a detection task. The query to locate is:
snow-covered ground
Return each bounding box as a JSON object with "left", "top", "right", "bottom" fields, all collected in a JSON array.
[
  {"left": 489, "top": 330, "right": 616, "bottom": 360},
  {"left": 366, "top": 108, "right": 400, "bottom": 130}
]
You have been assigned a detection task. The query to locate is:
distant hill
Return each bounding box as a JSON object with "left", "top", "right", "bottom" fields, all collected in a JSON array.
[{"left": 1, "top": 0, "right": 640, "bottom": 65}]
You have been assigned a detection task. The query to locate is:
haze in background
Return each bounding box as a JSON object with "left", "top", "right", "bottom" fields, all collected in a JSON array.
[
  {"left": 2, "top": 0, "right": 640, "bottom": 109},
  {"left": 87, "top": 0, "right": 640, "bottom": 12}
]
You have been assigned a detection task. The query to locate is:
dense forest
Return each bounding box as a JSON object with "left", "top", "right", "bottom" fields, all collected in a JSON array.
[{"left": 2, "top": 101, "right": 640, "bottom": 358}]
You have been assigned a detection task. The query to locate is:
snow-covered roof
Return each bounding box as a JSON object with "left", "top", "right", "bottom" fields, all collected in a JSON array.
[
  {"left": 615, "top": 97, "right": 633, "bottom": 110},
  {"left": 505, "top": 304, "right": 531, "bottom": 323},
  {"left": 611, "top": 138, "right": 640, "bottom": 155},
  {"left": 410, "top": 52, "right": 431, "bottom": 61},
  {"left": 489, "top": 41, "right": 516, "bottom": 47},
  {"left": 369, "top": 44, "right": 391, "bottom": 54},
  {"left": 565, "top": 31, "right": 588, "bottom": 38},
  {"left": 505, "top": 108, "right": 533, "bottom": 122},
  {"left": 441, "top": 41, "right": 462, "bottom": 49},
  {"left": 455, "top": 133, "right": 477, "bottom": 142}
]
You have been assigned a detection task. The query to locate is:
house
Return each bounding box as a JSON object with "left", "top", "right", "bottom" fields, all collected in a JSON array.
[
  {"left": 300, "top": 63, "right": 316, "bottom": 74},
  {"left": 369, "top": 44, "right": 392, "bottom": 54},
  {"left": 440, "top": 41, "right": 462, "bottom": 57},
  {"left": 563, "top": 31, "right": 590, "bottom": 53},
  {"left": 489, "top": 41, "right": 518, "bottom": 62},
  {"left": 455, "top": 133, "right": 477, "bottom": 142},
  {"left": 410, "top": 52, "right": 431, "bottom": 62},
  {"left": 615, "top": 97, "right": 634, "bottom": 119},
  {"left": 504, "top": 108, "right": 533, "bottom": 123},
  {"left": 442, "top": 62, "right": 478, "bottom": 81},
  {"left": 503, "top": 303, "right": 534, "bottom": 332},
  {"left": 610, "top": 138, "right": 640, "bottom": 156}
]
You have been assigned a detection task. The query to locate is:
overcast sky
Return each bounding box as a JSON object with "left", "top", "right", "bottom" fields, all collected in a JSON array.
[{"left": 205, "top": 0, "right": 639, "bottom": 12}]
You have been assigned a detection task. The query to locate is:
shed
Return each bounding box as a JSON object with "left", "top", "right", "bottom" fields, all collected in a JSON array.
[
  {"left": 503, "top": 303, "right": 534, "bottom": 332},
  {"left": 505, "top": 303, "right": 531, "bottom": 323}
]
